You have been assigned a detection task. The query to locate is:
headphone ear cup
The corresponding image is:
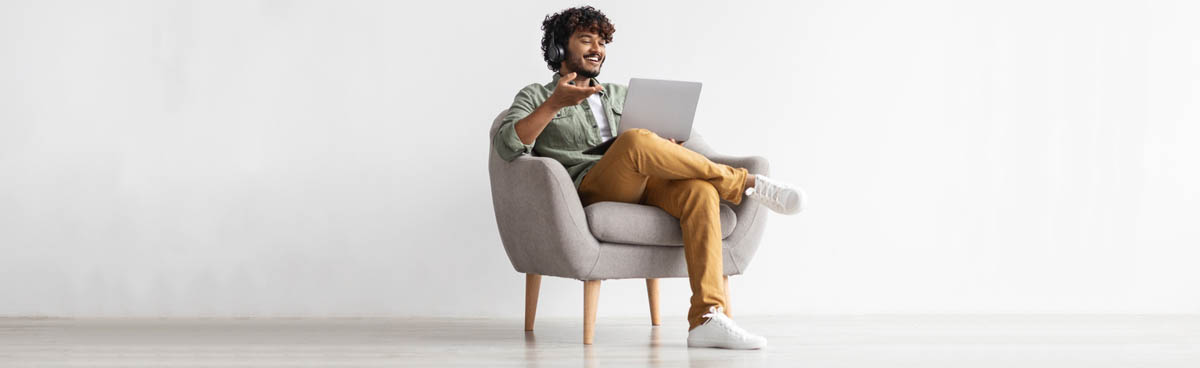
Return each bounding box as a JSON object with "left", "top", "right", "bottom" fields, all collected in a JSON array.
[
  {"left": 549, "top": 43, "right": 561, "bottom": 63},
  {"left": 548, "top": 34, "right": 565, "bottom": 63},
  {"left": 554, "top": 44, "right": 565, "bottom": 63}
]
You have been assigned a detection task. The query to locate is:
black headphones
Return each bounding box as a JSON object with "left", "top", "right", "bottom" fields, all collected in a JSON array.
[{"left": 547, "top": 32, "right": 566, "bottom": 64}]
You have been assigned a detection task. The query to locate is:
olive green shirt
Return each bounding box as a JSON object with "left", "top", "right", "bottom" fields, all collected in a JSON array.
[{"left": 493, "top": 73, "right": 628, "bottom": 189}]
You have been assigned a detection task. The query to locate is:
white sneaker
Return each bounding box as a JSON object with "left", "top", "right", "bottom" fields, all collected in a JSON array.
[
  {"left": 745, "top": 174, "right": 805, "bottom": 215},
  {"left": 687, "top": 306, "right": 768, "bottom": 350}
]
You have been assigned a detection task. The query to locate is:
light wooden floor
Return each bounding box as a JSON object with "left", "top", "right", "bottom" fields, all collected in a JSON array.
[{"left": 3, "top": 315, "right": 1198, "bottom": 367}]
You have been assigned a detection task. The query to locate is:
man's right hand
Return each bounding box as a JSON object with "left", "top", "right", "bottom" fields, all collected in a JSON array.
[
  {"left": 546, "top": 72, "right": 603, "bottom": 109},
  {"left": 512, "top": 72, "right": 604, "bottom": 145}
]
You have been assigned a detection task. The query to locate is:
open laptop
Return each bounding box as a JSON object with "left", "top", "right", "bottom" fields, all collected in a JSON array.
[{"left": 582, "top": 78, "right": 702, "bottom": 155}]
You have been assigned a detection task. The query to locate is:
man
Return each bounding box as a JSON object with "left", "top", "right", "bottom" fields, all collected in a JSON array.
[{"left": 492, "top": 6, "right": 805, "bottom": 350}]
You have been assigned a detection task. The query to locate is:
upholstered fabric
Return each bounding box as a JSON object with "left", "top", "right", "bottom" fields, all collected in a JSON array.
[
  {"left": 488, "top": 109, "right": 771, "bottom": 280},
  {"left": 584, "top": 202, "right": 736, "bottom": 246}
]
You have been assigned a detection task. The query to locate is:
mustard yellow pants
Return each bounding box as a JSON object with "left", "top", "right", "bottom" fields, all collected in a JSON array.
[{"left": 578, "top": 128, "right": 749, "bottom": 331}]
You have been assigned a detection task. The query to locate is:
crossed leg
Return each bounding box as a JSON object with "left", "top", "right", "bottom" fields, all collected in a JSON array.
[{"left": 578, "top": 128, "right": 748, "bottom": 205}]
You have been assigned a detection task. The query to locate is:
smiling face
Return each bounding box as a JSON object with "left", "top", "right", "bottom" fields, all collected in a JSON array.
[{"left": 561, "top": 30, "right": 606, "bottom": 79}]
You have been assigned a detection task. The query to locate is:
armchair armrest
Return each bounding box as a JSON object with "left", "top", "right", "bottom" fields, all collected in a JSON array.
[
  {"left": 684, "top": 132, "right": 771, "bottom": 177},
  {"left": 488, "top": 153, "right": 601, "bottom": 280}
]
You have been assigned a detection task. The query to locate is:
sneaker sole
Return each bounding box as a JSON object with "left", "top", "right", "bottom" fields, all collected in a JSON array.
[
  {"left": 687, "top": 339, "right": 767, "bottom": 350},
  {"left": 751, "top": 193, "right": 803, "bottom": 215}
]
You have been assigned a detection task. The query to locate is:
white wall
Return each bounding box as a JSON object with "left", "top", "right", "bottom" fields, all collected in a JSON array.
[{"left": 2, "top": 0, "right": 1197, "bottom": 317}]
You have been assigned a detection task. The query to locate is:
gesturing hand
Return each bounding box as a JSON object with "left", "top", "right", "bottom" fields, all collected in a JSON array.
[{"left": 547, "top": 72, "right": 603, "bottom": 109}]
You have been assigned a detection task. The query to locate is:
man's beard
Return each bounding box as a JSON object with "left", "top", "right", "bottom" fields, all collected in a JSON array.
[{"left": 565, "top": 51, "right": 602, "bottom": 79}]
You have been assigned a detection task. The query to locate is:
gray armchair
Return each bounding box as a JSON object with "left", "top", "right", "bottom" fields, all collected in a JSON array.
[{"left": 487, "top": 109, "right": 771, "bottom": 344}]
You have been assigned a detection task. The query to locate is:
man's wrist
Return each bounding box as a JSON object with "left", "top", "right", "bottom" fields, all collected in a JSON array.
[{"left": 540, "top": 98, "right": 565, "bottom": 113}]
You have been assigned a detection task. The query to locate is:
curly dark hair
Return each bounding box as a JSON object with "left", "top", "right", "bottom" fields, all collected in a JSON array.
[{"left": 540, "top": 6, "right": 615, "bottom": 72}]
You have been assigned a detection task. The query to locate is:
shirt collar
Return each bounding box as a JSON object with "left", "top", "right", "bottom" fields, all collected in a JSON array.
[{"left": 546, "top": 72, "right": 606, "bottom": 97}]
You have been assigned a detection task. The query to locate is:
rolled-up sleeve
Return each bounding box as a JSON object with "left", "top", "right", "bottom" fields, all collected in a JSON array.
[{"left": 493, "top": 85, "right": 541, "bottom": 162}]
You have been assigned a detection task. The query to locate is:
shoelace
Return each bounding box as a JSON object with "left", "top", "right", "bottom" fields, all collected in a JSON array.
[
  {"left": 700, "top": 306, "right": 752, "bottom": 341},
  {"left": 751, "top": 177, "right": 781, "bottom": 205}
]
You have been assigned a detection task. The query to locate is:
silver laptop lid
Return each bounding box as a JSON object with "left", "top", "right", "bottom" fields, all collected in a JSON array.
[{"left": 619, "top": 78, "right": 703, "bottom": 141}]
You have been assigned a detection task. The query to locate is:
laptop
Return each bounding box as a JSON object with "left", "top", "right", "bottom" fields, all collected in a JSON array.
[{"left": 582, "top": 78, "right": 702, "bottom": 155}]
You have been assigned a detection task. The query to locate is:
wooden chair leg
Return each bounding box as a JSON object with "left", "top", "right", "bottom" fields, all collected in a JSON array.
[
  {"left": 525, "top": 273, "right": 541, "bottom": 331},
  {"left": 646, "top": 278, "right": 661, "bottom": 326},
  {"left": 583, "top": 280, "right": 601, "bottom": 344},
  {"left": 723, "top": 275, "right": 732, "bottom": 318}
]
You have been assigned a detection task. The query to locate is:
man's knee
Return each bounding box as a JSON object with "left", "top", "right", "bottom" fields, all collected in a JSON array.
[
  {"left": 615, "top": 128, "right": 656, "bottom": 148},
  {"left": 627, "top": 128, "right": 654, "bottom": 136}
]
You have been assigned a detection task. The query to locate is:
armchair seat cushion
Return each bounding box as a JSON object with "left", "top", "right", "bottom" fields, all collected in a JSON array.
[{"left": 583, "top": 201, "right": 737, "bottom": 246}]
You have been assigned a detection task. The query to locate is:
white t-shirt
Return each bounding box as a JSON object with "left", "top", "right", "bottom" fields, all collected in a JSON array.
[{"left": 586, "top": 93, "right": 612, "bottom": 141}]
